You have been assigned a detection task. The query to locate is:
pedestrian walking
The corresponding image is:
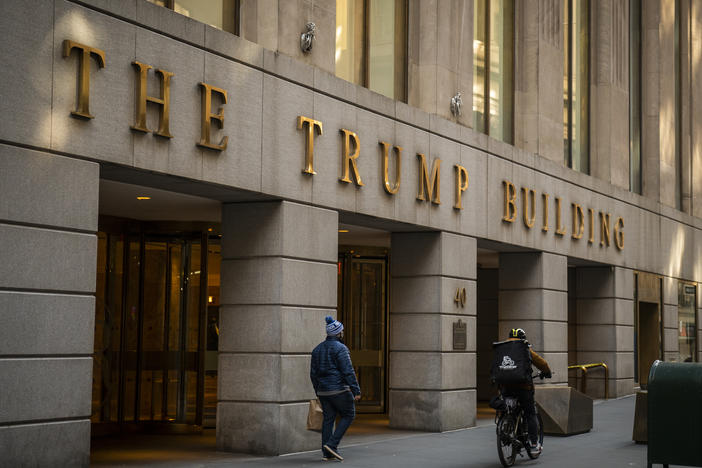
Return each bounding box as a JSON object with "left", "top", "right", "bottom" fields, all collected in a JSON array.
[{"left": 310, "top": 316, "right": 361, "bottom": 461}]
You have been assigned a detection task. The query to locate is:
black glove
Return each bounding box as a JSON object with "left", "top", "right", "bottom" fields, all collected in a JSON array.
[{"left": 542, "top": 370, "right": 552, "bottom": 379}]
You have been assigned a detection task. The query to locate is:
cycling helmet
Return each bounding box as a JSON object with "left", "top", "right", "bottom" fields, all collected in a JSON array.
[{"left": 509, "top": 328, "right": 526, "bottom": 340}]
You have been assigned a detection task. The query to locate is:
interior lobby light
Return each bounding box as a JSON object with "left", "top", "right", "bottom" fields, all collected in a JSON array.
[
  {"left": 208, "top": 296, "right": 213, "bottom": 303},
  {"left": 136, "top": 196, "right": 151, "bottom": 200},
  {"left": 338, "top": 229, "right": 349, "bottom": 233}
]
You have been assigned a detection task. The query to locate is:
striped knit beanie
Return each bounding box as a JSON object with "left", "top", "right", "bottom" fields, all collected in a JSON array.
[{"left": 325, "top": 316, "right": 344, "bottom": 336}]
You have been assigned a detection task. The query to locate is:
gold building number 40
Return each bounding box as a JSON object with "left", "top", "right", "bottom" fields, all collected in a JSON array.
[{"left": 454, "top": 287, "right": 467, "bottom": 307}]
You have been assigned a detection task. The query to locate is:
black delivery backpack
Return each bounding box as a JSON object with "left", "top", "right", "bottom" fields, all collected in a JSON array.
[{"left": 490, "top": 339, "right": 532, "bottom": 385}]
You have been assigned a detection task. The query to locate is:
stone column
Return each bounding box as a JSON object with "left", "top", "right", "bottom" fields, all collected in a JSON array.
[
  {"left": 691, "top": 1, "right": 702, "bottom": 217},
  {"left": 217, "top": 201, "right": 338, "bottom": 455},
  {"left": 590, "top": 0, "right": 630, "bottom": 190},
  {"left": 657, "top": 0, "right": 677, "bottom": 208},
  {"left": 514, "top": 0, "right": 564, "bottom": 163},
  {"left": 0, "top": 145, "right": 98, "bottom": 467},
  {"left": 240, "top": 0, "right": 336, "bottom": 73},
  {"left": 407, "top": 0, "right": 472, "bottom": 126},
  {"left": 575, "top": 267, "right": 635, "bottom": 398},
  {"left": 498, "top": 252, "right": 568, "bottom": 385},
  {"left": 389, "top": 232, "right": 477, "bottom": 431},
  {"left": 642, "top": 0, "right": 661, "bottom": 201}
]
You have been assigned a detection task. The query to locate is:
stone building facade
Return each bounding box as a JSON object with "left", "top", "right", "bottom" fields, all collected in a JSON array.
[{"left": 1, "top": 0, "right": 701, "bottom": 465}]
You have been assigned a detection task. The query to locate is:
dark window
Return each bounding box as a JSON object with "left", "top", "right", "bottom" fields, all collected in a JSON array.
[
  {"left": 472, "top": 0, "right": 514, "bottom": 143},
  {"left": 147, "top": 0, "right": 240, "bottom": 35},
  {"left": 563, "top": 0, "right": 589, "bottom": 174},
  {"left": 335, "top": 0, "right": 408, "bottom": 102}
]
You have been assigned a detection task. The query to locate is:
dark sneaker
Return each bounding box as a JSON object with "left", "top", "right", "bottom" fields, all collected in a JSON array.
[
  {"left": 323, "top": 445, "right": 344, "bottom": 461},
  {"left": 322, "top": 456, "right": 334, "bottom": 461}
]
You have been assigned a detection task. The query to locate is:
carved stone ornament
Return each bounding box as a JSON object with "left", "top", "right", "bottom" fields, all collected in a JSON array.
[
  {"left": 450, "top": 92, "right": 462, "bottom": 117},
  {"left": 300, "top": 22, "right": 316, "bottom": 53}
]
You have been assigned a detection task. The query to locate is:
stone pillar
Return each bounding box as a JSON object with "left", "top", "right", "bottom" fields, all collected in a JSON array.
[
  {"left": 575, "top": 267, "right": 635, "bottom": 398},
  {"left": 691, "top": 1, "right": 702, "bottom": 217},
  {"left": 217, "top": 201, "right": 338, "bottom": 455},
  {"left": 514, "top": 0, "right": 564, "bottom": 163},
  {"left": 0, "top": 145, "right": 98, "bottom": 466},
  {"left": 407, "top": 0, "right": 472, "bottom": 126},
  {"left": 389, "top": 232, "right": 477, "bottom": 431},
  {"left": 662, "top": 277, "right": 679, "bottom": 362},
  {"left": 240, "top": 0, "right": 336, "bottom": 73},
  {"left": 498, "top": 252, "right": 568, "bottom": 385},
  {"left": 642, "top": 0, "right": 661, "bottom": 201},
  {"left": 658, "top": 0, "right": 677, "bottom": 208},
  {"left": 590, "top": 0, "right": 630, "bottom": 190}
]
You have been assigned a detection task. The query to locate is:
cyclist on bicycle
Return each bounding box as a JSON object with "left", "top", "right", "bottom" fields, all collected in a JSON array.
[{"left": 499, "top": 328, "right": 551, "bottom": 454}]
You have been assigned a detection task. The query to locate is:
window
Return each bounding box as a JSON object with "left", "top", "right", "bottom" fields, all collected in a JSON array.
[
  {"left": 629, "top": 0, "right": 642, "bottom": 194},
  {"left": 677, "top": 283, "right": 697, "bottom": 362},
  {"left": 146, "top": 0, "right": 239, "bottom": 35},
  {"left": 563, "top": 0, "right": 589, "bottom": 173},
  {"left": 472, "top": 0, "right": 514, "bottom": 143},
  {"left": 335, "top": 0, "right": 408, "bottom": 101}
]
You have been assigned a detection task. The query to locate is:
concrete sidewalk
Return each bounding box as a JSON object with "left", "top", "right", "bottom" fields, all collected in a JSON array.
[{"left": 93, "top": 395, "right": 669, "bottom": 467}]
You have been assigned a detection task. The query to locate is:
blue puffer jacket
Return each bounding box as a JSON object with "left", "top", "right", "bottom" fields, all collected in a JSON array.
[{"left": 310, "top": 336, "right": 361, "bottom": 396}]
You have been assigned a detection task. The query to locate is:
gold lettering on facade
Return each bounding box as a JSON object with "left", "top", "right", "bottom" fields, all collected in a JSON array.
[
  {"left": 417, "top": 153, "right": 441, "bottom": 204},
  {"left": 197, "top": 82, "right": 228, "bottom": 151},
  {"left": 379, "top": 142, "right": 402, "bottom": 194},
  {"left": 542, "top": 193, "right": 550, "bottom": 231},
  {"left": 614, "top": 217, "right": 624, "bottom": 250},
  {"left": 297, "top": 116, "right": 323, "bottom": 175},
  {"left": 571, "top": 203, "right": 584, "bottom": 239},
  {"left": 130, "top": 61, "right": 174, "bottom": 138},
  {"left": 495, "top": 182, "right": 622, "bottom": 250},
  {"left": 339, "top": 129, "right": 364, "bottom": 186},
  {"left": 62, "top": 40, "right": 106, "bottom": 119},
  {"left": 521, "top": 187, "right": 536, "bottom": 228},
  {"left": 555, "top": 197, "right": 566, "bottom": 236},
  {"left": 502, "top": 180, "right": 517, "bottom": 222},
  {"left": 600, "top": 212, "right": 612, "bottom": 246},
  {"left": 454, "top": 165, "right": 469, "bottom": 209}
]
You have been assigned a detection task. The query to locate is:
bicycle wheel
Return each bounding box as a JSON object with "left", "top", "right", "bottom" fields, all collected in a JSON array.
[
  {"left": 496, "top": 414, "right": 518, "bottom": 467},
  {"left": 526, "top": 411, "right": 545, "bottom": 460}
]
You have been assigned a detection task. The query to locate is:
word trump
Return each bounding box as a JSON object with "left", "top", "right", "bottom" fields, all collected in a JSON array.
[
  {"left": 502, "top": 180, "right": 624, "bottom": 250},
  {"left": 296, "top": 116, "right": 471, "bottom": 210}
]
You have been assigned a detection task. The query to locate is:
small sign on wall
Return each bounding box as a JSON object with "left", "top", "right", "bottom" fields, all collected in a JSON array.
[{"left": 453, "top": 319, "right": 467, "bottom": 350}]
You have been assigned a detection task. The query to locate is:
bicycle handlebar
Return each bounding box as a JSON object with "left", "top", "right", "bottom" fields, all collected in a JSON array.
[{"left": 533, "top": 371, "right": 554, "bottom": 380}]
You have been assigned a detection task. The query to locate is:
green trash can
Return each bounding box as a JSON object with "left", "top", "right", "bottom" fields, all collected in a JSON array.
[{"left": 647, "top": 360, "right": 702, "bottom": 468}]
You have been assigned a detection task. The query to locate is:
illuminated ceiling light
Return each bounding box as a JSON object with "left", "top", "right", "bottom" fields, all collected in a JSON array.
[
  {"left": 136, "top": 196, "right": 151, "bottom": 200},
  {"left": 338, "top": 229, "right": 349, "bottom": 233}
]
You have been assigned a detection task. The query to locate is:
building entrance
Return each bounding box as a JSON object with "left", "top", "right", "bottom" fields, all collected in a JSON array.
[
  {"left": 634, "top": 272, "right": 663, "bottom": 388},
  {"left": 337, "top": 247, "right": 388, "bottom": 413},
  {"left": 92, "top": 221, "right": 219, "bottom": 433}
]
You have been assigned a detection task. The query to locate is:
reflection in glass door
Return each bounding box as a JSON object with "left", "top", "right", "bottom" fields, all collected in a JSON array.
[
  {"left": 93, "top": 230, "right": 208, "bottom": 431},
  {"left": 338, "top": 250, "right": 388, "bottom": 413}
]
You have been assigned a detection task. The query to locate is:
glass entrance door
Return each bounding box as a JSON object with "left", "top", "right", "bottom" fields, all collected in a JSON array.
[
  {"left": 93, "top": 230, "right": 208, "bottom": 431},
  {"left": 338, "top": 251, "right": 388, "bottom": 413}
]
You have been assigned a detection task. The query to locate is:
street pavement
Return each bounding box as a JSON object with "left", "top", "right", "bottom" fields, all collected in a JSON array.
[{"left": 94, "top": 394, "right": 677, "bottom": 467}]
